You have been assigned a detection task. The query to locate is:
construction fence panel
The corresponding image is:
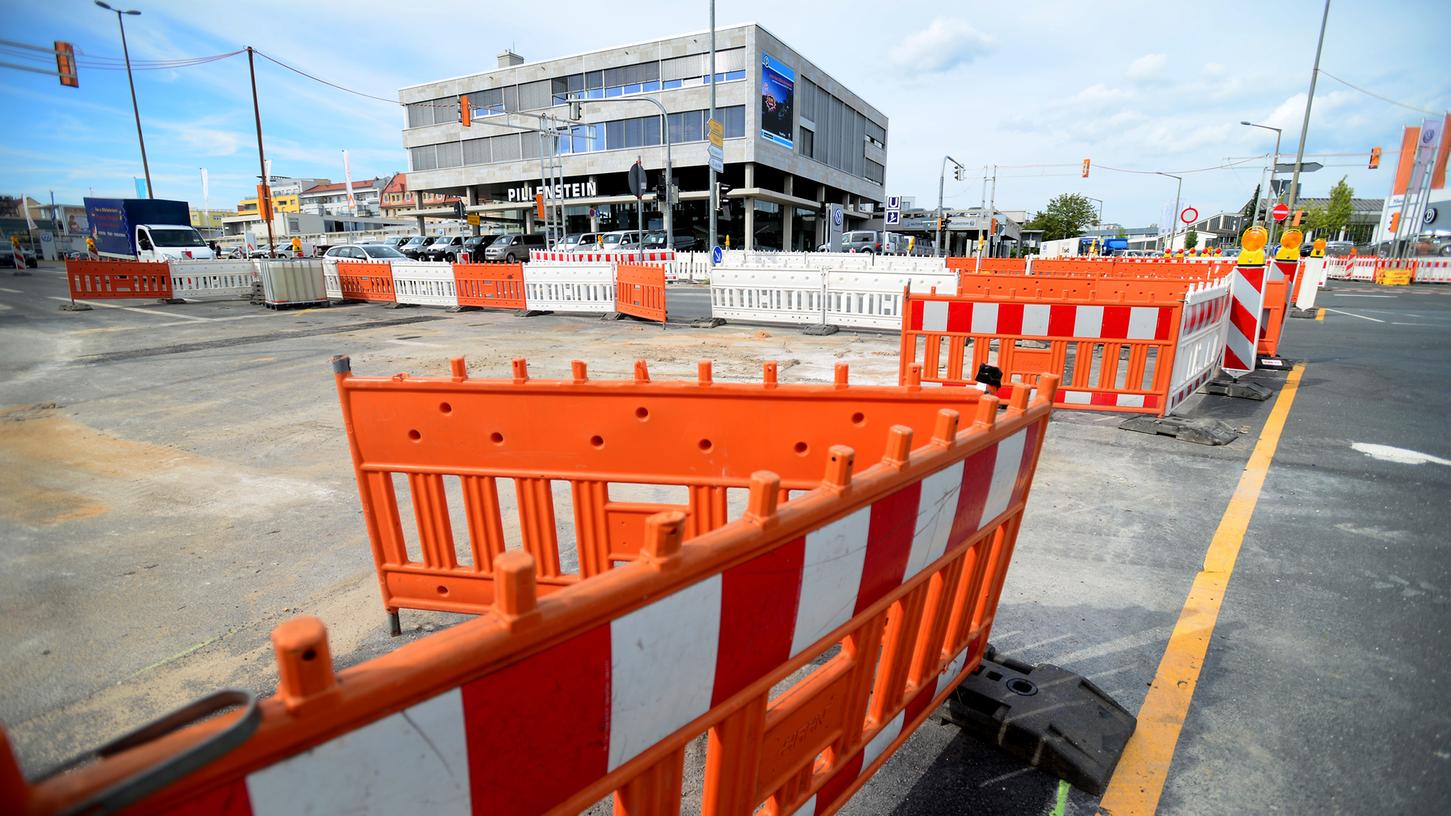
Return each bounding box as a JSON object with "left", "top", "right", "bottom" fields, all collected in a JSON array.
[
  {"left": 1414, "top": 259, "right": 1451, "bottom": 283},
  {"left": 1164, "top": 280, "right": 1232, "bottom": 414},
  {"left": 902, "top": 292, "right": 1186, "bottom": 414},
  {"left": 258, "top": 259, "right": 329, "bottom": 307},
  {"left": 64, "top": 259, "right": 173, "bottom": 300},
  {"left": 531, "top": 250, "right": 676, "bottom": 264},
  {"left": 523, "top": 262, "right": 616, "bottom": 313},
  {"left": 616, "top": 263, "right": 668, "bottom": 322},
  {"left": 824, "top": 271, "right": 958, "bottom": 330},
  {"left": 956, "top": 273, "right": 1202, "bottom": 305},
  {"left": 322, "top": 259, "right": 343, "bottom": 300},
  {"left": 168, "top": 260, "right": 257, "bottom": 301},
  {"left": 666, "top": 251, "right": 713, "bottom": 282},
  {"left": 392, "top": 261, "right": 459, "bottom": 308},
  {"left": 452, "top": 262, "right": 526, "bottom": 310},
  {"left": 333, "top": 261, "right": 396, "bottom": 303},
  {"left": 710, "top": 266, "right": 826, "bottom": 325},
  {"left": 6, "top": 363, "right": 1058, "bottom": 816},
  {"left": 873, "top": 256, "right": 949, "bottom": 274}
]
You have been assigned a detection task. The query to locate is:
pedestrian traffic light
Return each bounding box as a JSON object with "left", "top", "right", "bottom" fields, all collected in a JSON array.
[
  {"left": 459, "top": 95, "right": 471, "bottom": 128},
  {"left": 54, "top": 41, "right": 77, "bottom": 88},
  {"left": 1081, "top": 158, "right": 1091, "bottom": 178},
  {"left": 1368, "top": 146, "right": 1381, "bottom": 169},
  {"left": 453, "top": 200, "right": 466, "bottom": 219}
]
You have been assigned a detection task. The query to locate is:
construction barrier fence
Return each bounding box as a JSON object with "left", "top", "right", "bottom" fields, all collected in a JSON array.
[
  {"left": 453, "top": 262, "right": 526, "bottom": 310},
  {"left": 948, "top": 256, "right": 1234, "bottom": 280},
  {"left": 168, "top": 260, "right": 258, "bottom": 301},
  {"left": 64, "top": 259, "right": 173, "bottom": 300},
  {"left": 615, "top": 263, "right": 668, "bottom": 322},
  {"left": 0, "top": 360, "right": 1059, "bottom": 816}
]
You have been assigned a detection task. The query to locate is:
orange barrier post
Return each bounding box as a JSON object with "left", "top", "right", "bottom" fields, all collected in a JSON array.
[
  {"left": 333, "top": 261, "right": 396, "bottom": 303},
  {"left": 64, "top": 259, "right": 173, "bottom": 300},
  {"left": 4, "top": 362, "right": 1059, "bottom": 816},
  {"left": 1259, "top": 230, "right": 1302, "bottom": 358},
  {"left": 452, "top": 261, "right": 526, "bottom": 310},
  {"left": 616, "top": 262, "right": 668, "bottom": 323}
]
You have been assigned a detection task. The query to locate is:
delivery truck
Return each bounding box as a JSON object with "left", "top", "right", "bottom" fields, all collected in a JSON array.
[{"left": 82, "top": 197, "right": 215, "bottom": 261}]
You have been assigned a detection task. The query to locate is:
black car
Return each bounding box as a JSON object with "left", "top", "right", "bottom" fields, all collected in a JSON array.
[
  {"left": 643, "top": 230, "right": 697, "bottom": 251},
  {"left": 461, "top": 235, "right": 493, "bottom": 262}
]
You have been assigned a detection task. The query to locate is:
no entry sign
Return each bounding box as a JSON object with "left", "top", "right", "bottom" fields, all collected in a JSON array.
[{"left": 1272, "top": 202, "right": 1290, "bottom": 222}]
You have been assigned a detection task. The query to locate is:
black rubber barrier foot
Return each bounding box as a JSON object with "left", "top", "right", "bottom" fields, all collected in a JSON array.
[
  {"left": 803, "top": 324, "right": 839, "bottom": 336},
  {"left": 59, "top": 302, "right": 93, "bottom": 311},
  {"left": 1119, "top": 415, "right": 1239, "bottom": 446},
  {"left": 513, "top": 309, "right": 551, "bottom": 317},
  {"left": 388, "top": 611, "right": 402, "bottom": 638},
  {"left": 447, "top": 305, "right": 480, "bottom": 313},
  {"left": 1255, "top": 356, "right": 1291, "bottom": 371},
  {"left": 384, "top": 301, "right": 416, "bottom": 310},
  {"left": 691, "top": 317, "right": 726, "bottom": 329},
  {"left": 601, "top": 312, "right": 625, "bottom": 321},
  {"left": 1204, "top": 379, "right": 1273, "bottom": 400},
  {"left": 944, "top": 650, "right": 1136, "bottom": 796},
  {"left": 160, "top": 298, "right": 186, "bottom": 305},
  {"left": 1289, "top": 307, "right": 1318, "bottom": 319}
]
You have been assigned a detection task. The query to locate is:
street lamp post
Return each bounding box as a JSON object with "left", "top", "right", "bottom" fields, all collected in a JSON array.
[
  {"left": 1241, "top": 120, "right": 1282, "bottom": 232},
  {"left": 936, "top": 155, "right": 963, "bottom": 257},
  {"left": 578, "top": 96, "right": 674, "bottom": 250},
  {"left": 96, "top": 2, "right": 152, "bottom": 198},
  {"left": 1156, "top": 172, "right": 1183, "bottom": 252}
]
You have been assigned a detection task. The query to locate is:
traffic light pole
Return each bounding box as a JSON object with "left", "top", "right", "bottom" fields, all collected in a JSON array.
[{"left": 708, "top": 0, "right": 717, "bottom": 255}]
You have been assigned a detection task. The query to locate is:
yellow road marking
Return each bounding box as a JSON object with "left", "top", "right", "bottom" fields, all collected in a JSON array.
[
  {"left": 1097, "top": 364, "right": 1305, "bottom": 815},
  {"left": 1315, "top": 308, "right": 1324, "bottom": 321}
]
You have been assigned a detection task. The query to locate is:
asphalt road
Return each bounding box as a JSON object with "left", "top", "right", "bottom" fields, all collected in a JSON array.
[{"left": 1, "top": 268, "right": 1448, "bottom": 813}]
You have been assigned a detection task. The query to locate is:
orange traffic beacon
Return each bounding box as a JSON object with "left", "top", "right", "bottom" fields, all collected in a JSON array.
[{"left": 4, "top": 357, "right": 1058, "bottom": 816}]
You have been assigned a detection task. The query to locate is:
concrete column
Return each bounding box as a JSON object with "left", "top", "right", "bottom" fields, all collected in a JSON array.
[
  {"left": 782, "top": 177, "right": 794, "bottom": 251},
  {"left": 743, "top": 163, "right": 755, "bottom": 250},
  {"left": 414, "top": 191, "right": 426, "bottom": 234},
  {"left": 466, "top": 187, "right": 479, "bottom": 236}
]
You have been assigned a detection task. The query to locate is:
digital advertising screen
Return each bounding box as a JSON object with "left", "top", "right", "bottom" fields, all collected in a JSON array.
[{"left": 760, "top": 52, "right": 795, "bottom": 149}]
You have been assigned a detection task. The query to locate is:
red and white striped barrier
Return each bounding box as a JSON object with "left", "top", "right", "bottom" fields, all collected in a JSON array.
[
  {"left": 1415, "top": 259, "right": 1451, "bottom": 283},
  {"left": 531, "top": 250, "right": 676, "bottom": 264},
  {"left": 1223, "top": 252, "right": 1266, "bottom": 377}
]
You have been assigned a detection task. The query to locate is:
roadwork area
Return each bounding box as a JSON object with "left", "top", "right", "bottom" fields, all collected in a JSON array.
[{"left": 2, "top": 266, "right": 1449, "bottom": 813}]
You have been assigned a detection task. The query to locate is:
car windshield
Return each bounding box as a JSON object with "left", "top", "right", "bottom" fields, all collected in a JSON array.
[
  {"left": 601, "top": 233, "right": 627, "bottom": 246},
  {"left": 361, "top": 245, "right": 406, "bottom": 259},
  {"left": 644, "top": 233, "right": 668, "bottom": 247},
  {"left": 148, "top": 228, "right": 207, "bottom": 248},
  {"left": 403, "top": 237, "right": 426, "bottom": 247}
]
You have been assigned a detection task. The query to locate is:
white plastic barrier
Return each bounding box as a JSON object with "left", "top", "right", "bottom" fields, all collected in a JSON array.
[
  {"left": 823, "top": 271, "right": 957, "bottom": 329},
  {"left": 667, "top": 251, "right": 713, "bottom": 282},
  {"left": 710, "top": 267, "right": 825, "bottom": 325},
  {"left": 872, "top": 256, "right": 949, "bottom": 273},
  {"left": 718, "top": 251, "right": 876, "bottom": 271},
  {"left": 530, "top": 250, "right": 675, "bottom": 264},
  {"left": 1345, "top": 258, "right": 1378, "bottom": 281},
  {"left": 1296, "top": 258, "right": 1327, "bottom": 309},
  {"left": 1165, "top": 279, "right": 1233, "bottom": 416},
  {"left": 391, "top": 261, "right": 458, "bottom": 307},
  {"left": 1415, "top": 259, "right": 1451, "bottom": 283},
  {"left": 258, "top": 259, "right": 328, "bottom": 307},
  {"left": 168, "top": 260, "right": 257, "bottom": 301},
  {"left": 322, "top": 259, "right": 343, "bottom": 300},
  {"left": 523, "top": 262, "right": 616, "bottom": 313}
]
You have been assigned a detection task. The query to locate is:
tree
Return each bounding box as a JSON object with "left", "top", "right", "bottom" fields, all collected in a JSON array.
[
  {"left": 1240, "top": 183, "right": 1262, "bottom": 225},
  {"left": 1324, "top": 176, "right": 1354, "bottom": 237},
  {"left": 1185, "top": 228, "right": 1198, "bottom": 250},
  {"left": 1301, "top": 203, "right": 1329, "bottom": 234},
  {"left": 1116, "top": 227, "right": 1127, "bottom": 239},
  {"left": 1024, "top": 193, "right": 1099, "bottom": 241}
]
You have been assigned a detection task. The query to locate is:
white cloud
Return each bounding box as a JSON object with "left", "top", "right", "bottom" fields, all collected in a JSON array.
[
  {"left": 1127, "top": 53, "right": 1167, "bottom": 82},
  {"left": 889, "top": 18, "right": 994, "bottom": 73}
]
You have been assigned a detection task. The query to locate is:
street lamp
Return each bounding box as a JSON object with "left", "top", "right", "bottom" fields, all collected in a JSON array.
[
  {"left": 1155, "top": 172, "right": 1183, "bottom": 252},
  {"left": 936, "top": 155, "right": 964, "bottom": 257},
  {"left": 575, "top": 96, "right": 674, "bottom": 251},
  {"left": 96, "top": 1, "right": 152, "bottom": 198},
  {"left": 1241, "top": 120, "right": 1282, "bottom": 231}
]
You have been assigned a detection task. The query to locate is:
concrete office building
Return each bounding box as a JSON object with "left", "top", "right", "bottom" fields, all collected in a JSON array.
[{"left": 397, "top": 23, "right": 887, "bottom": 250}]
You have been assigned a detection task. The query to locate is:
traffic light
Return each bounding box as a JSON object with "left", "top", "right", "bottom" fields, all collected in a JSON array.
[
  {"left": 459, "top": 95, "right": 471, "bottom": 127},
  {"left": 1389, "top": 211, "right": 1400, "bottom": 233},
  {"left": 55, "top": 41, "right": 77, "bottom": 88},
  {"left": 717, "top": 182, "right": 733, "bottom": 219},
  {"left": 953, "top": 165, "right": 964, "bottom": 181},
  {"left": 255, "top": 184, "right": 273, "bottom": 221},
  {"left": 453, "top": 200, "right": 466, "bottom": 220},
  {"left": 1081, "top": 158, "right": 1091, "bottom": 178},
  {"left": 569, "top": 100, "right": 583, "bottom": 121},
  {"left": 1368, "top": 146, "right": 1381, "bottom": 169},
  {"left": 1291, "top": 209, "right": 1304, "bottom": 227},
  {"left": 991, "top": 218, "right": 998, "bottom": 234}
]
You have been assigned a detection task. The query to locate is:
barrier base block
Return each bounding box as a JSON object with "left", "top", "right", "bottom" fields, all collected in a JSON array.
[
  {"left": 384, "top": 301, "right": 416, "bottom": 310},
  {"left": 1204, "top": 379, "right": 1273, "bottom": 401},
  {"left": 514, "top": 309, "right": 551, "bottom": 317},
  {"left": 691, "top": 317, "right": 726, "bottom": 329},
  {"left": 1256, "top": 356, "right": 1290, "bottom": 371},
  {"left": 447, "top": 305, "right": 480, "bottom": 313},
  {"left": 803, "top": 324, "right": 839, "bottom": 336},
  {"left": 1289, "top": 307, "right": 1319, "bottom": 319},
  {"left": 601, "top": 311, "right": 625, "bottom": 321},
  {"left": 945, "top": 649, "right": 1136, "bottom": 796},
  {"left": 1118, "top": 415, "right": 1238, "bottom": 446},
  {"left": 161, "top": 298, "right": 186, "bottom": 305},
  {"left": 59, "top": 301, "right": 93, "bottom": 311}
]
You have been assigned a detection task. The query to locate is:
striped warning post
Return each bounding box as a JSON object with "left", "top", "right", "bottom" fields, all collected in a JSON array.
[{"left": 1222, "top": 228, "right": 1268, "bottom": 377}]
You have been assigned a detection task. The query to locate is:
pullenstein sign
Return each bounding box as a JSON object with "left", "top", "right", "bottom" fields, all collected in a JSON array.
[{"left": 505, "top": 180, "right": 599, "bottom": 202}]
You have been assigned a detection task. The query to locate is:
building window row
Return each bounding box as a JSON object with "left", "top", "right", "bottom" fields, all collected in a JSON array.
[
  {"left": 795, "top": 77, "right": 885, "bottom": 183},
  {"left": 411, "top": 106, "right": 745, "bottom": 172},
  {"left": 405, "top": 49, "right": 747, "bottom": 127}
]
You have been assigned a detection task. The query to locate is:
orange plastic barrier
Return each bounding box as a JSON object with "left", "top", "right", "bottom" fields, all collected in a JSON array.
[
  {"left": 334, "top": 261, "right": 395, "bottom": 302},
  {"left": 4, "top": 361, "right": 1058, "bottom": 816},
  {"left": 948, "top": 257, "right": 1029, "bottom": 274},
  {"left": 64, "top": 259, "right": 173, "bottom": 300},
  {"left": 452, "top": 261, "right": 525, "bottom": 310},
  {"left": 616, "top": 262, "right": 668, "bottom": 323},
  {"left": 957, "top": 273, "right": 1202, "bottom": 305}
]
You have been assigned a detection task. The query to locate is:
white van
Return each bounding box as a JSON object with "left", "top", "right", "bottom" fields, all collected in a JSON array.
[{"left": 135, "top": 224, "right": 216, "bottom": 261}]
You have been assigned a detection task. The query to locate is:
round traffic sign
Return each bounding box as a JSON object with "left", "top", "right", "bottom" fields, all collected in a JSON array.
[
  {"left": 1180, "top": 207, "right": 1199, "bottom": 224},
  {"left": 1272, "top": 202, "right": 1290, "bottom": 222}
]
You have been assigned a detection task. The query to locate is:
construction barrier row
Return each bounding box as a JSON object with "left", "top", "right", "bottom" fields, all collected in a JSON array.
[
  {"left": 3, "top": 359, "right": 1059, "bottom": 816},
  {"left": 900, "top": 279, "right": 1231, "bottom": 416},
  {"left": 711, "top": 267, "right": 957, "bottom": 330},
  {"left": 1323, "top": 256, "right": 1444, "bottom": 283},
  {"left": 531, "top": 249, "right": 676, "bottom": 263},
  {"left": 951, "top": 256, "right": 1234, "bottom": 279}
]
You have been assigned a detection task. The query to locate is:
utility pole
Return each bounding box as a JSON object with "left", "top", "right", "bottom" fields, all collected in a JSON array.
[
  {"left": 936, "top": 155, "right": 962, "bottom": 258},
  {"left": 96, "top": 2, "right": 151, "bottom": 198},
  {"left": 246, "top": 47, "right": 276, "bottom": 256},
  {"left": 1156, "top": 172, "right": 1183, "bottom": 251},
  {"left": 1288, "top": 0, "right": 1331, "bottom": 230},
  {"left": 708, "top": 0, "right": 717, "bottom": 255},
  {"left": 987, "top": 166, "right": 997, "bottom": 259}
]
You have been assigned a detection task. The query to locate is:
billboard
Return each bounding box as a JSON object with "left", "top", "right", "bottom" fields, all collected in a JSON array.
[{"left": 760, "top": 52, "right": 795, "bottom": 149}]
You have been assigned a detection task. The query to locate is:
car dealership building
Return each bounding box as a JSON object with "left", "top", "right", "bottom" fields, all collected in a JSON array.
[{"left": 397, "top": 23, "right": 888, "bottom": 250}]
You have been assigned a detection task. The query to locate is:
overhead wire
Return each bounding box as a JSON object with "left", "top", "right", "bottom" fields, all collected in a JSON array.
[{"left": 1317, "top": 69, "right": 1447, "bottom": 116}]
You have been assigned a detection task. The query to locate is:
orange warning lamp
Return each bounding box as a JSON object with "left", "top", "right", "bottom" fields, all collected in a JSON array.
[
  {"left": 1239, "top": 226, "right": 1268, "bottom": 266},
  {"left": 1276, "top": 229, "right": 1303, "bottom": 261},
  {"left": 1311, "top": 238, "right": 1326, "bottom": 258}
]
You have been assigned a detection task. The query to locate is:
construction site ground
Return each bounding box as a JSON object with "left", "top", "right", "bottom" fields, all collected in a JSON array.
[{"left": 2, "top": 264, "right": 1448, "bottom": 814}]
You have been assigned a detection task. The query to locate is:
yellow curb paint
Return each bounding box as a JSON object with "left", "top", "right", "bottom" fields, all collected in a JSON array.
[
  {"left": 1097, "top": 364, "right": 1305, "bottom": 815},
  {"left": 1315, "top": 308, "right": 1325, "bottom": 321}
]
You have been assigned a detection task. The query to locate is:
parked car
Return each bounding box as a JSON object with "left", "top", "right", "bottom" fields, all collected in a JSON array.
[
  {"left": 484, "top": 233, "right": 547, "bottom": 262},
  {"left": 460, "top": 235, "right": 493, "bottom": 263},
  {"left": 400, "top": 235, "right": 437, "bottom": 259},
  {"left": 322, "top": 244, "right": 407, "bottom": 261},
  {"left": 377, "top": 236, "right": 413, "bottom": 252},
  {"left": 643, "top": 230, "right": 698, "bottom": 251},
  {"left": 597, "top": 231, "right": 641, "bottom": 253},
  {"left": 1323, "top": 240, "right": 1354, "bottom": 257},
  {"left": 424, "top": 235, "right": 466, "bottom": 261},
  {"left": 561, "top": 232, "right": 599, "bottom": 252},
  {"left": 838, "top": 230, "right": 887, "bottom": 254},
  {"left": 0, "top": 247, "right": 38, "bottom": 268}
]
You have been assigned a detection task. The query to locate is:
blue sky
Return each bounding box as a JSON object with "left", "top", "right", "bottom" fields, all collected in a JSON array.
[{"left": 3, "top": 0, "right": 1448, "bottom": 226}]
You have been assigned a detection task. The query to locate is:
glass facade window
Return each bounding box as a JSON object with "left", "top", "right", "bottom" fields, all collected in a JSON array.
[
  {"left": 721, "top": 105, "right": 745, "bottom": 138},
  {"left": 799, "top": 127, "right": 814, "bottom": 159},
  {"left": 518, "top": 80, "right": 551, "bottom": 110},
  {"left": 463, "top": 138, "right": 489, "bottom": 165},
  {"left": 410, "top": 145, "right": 436, "bottom": 171},
  {"left": 492, "top": 133, "right": 520, "bottom": 162},
  {"left": 866, "top": 159, "right": 884, "bottom": 183},
  {"left": 436, "top": 141, "right": 462, "bottom": 169}
]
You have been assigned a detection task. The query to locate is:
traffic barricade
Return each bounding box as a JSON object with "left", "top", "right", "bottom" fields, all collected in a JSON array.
[
  {"left": 64, "top": 259, "right": 172, "bottom": 300},
  {"left": 391, "top": 261, "right": 458, "bottom": 307},
  {"left": 711, "top": 266, "right": 826, "bottom": 325},
  {"left": 956, "top": 272, "right": 1204, "bottom": 305},
  {"left": 1415, "top": 259, "right": 1451, "bottom": 283},
  {"left": 331, "top": 261, "right": 396, "bottom": 303},
  {"left": 452, "top": 261, "right": 526, "bottom": 310},
  {"left": 258, "top": 259, "right": 328, "bottom": 308},
  {"left": 523, "top": 261, "right": 615, "bottom": 313},
  {"left": 901, "top": 277, "right": 1230, "bottom": 416},
  {"left": 168, "top": 260, "right": 256, "bottom": 301},
  {"left": 948, "top": 257, "right": 1030, "bottom": 275},
  {"left": 615, "top": 262, "right": 668, "bottom": 322},
  {"left": 1258, "top": 233, "right": 1303, "bottom": 358},
  {"left": 3, "top": 359, "right": 1056, "bottom": 816},
  {"left": 824, "top": 270, "right": 957, "bottom": 330},
  {"left": 530, "top": 249, "right": 676, "bottom": 264}
]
